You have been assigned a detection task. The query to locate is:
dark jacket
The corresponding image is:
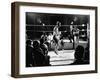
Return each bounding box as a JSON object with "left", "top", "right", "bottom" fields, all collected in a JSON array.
[{"left": 33, "top": 47, "right": 45, "bottom": 66}]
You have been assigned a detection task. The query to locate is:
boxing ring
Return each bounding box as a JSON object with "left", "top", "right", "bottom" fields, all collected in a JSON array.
[
  {"left": 26, "top": 24, "right": 89, "bottom": 66},
  {"left": 48, "top": 50, "right": 75, "bottom": 66}
]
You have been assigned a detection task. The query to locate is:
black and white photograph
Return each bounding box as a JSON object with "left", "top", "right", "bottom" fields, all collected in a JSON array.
[
  {"left": 11, "top": 2, "right": 97, "bottom": 77},
  {"left": 26, "top": 12, "right": 90, "bottom": 67}
]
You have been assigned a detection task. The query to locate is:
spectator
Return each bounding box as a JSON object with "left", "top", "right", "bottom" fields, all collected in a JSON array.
[
  {"left": 26, "top": 40, "right": 34, "bottom": 67},
  {"left": 71, "top": 45, "right": 88, "bottom": 65},
  {"left": 40, "top": 39, "right": 48, "bottom": 55},
  {"left": 41, "top": 32, "right": 47, "bottom": 42},
  {"left": 40, "top": 39, "right": 50, "bottom": 66},
  {"left": 33, "top": 40, "right": 46, "bottom": 66},
  {"left": 84, "top": 40, "right": 90, "bottom": 63}
]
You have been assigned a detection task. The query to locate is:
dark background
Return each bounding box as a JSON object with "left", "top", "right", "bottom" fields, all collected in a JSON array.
[{"left": 26, "top": 12, "right": 89, "bottom": 40}]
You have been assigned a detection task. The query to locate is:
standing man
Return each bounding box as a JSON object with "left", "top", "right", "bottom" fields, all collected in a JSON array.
[{"left": 53, "top": 21, "right": 61, "bottom": 55}]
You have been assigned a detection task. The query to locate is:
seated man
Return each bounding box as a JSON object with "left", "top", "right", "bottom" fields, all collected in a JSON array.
[
  {"left": 71, "top": 45, "right": 89, "bottom": 65},
  {"left": 26, "top": 40, "right": 34, "bottom": 67},
  {"left": 40, "top": 39, "right": 50, "bottom": 66},
  {"left": 33, "top": 40, "right": 45, "bottom": 66},
  {"left": 46, "top": 33, "right": 53, "bottom": 49}
]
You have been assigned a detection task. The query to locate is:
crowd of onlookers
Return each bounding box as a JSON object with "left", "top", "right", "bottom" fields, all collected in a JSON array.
[
  {"left": 26, "top": 38, "right": 50, "bottom": 67},
  {"left": 26, "top": 38, "right": 89, "bottom": 67}
]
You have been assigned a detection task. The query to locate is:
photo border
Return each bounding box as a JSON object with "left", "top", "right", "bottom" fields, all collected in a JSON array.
[{"left": 11, "top": 2, "right": 98, "bottom": 78}]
